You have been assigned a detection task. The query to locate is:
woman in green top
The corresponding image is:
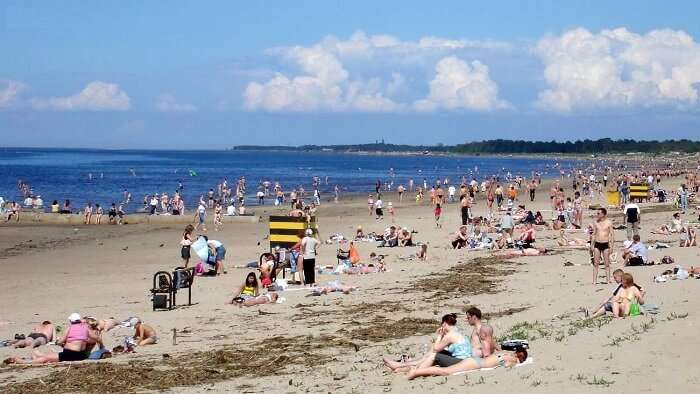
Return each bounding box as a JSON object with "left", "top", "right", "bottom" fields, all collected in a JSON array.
[{"left": 615, "top": 273, "right": 644, "bottom": 317}]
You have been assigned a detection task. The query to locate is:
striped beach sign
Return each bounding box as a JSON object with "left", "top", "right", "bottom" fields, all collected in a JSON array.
[
  {"left": 629, "top": 183, "right": 650, "bottom": 202},
  {"left": 268, "top": 216, "right": 319, "bottom": 250}
]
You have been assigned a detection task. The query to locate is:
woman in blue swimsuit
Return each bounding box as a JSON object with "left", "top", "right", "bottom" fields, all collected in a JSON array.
[{"left": 384, "top": 313, "right": 473, "bottom": 371}]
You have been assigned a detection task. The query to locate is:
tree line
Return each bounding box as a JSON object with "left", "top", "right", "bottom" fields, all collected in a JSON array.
[{"left": 232, "top": 139, "right": 700, "bottom": 154}]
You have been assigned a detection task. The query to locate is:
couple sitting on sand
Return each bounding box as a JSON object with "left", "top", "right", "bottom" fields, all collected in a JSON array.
[
  {"left": 587, "top": 269, "right": 645, "bottom": 318},
  {"left": 383, "top": 307, "right": 528, "bottom": 378}
]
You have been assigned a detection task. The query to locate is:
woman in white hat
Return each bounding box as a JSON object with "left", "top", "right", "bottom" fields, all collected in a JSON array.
[
  {"left": 301, "top": 228, "right": 320, "bottom": 286},
  {"left": 13, "top": 313, "right": 90, "bottom": 364}
]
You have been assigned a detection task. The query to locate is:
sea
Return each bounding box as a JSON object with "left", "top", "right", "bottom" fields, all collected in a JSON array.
[{"left": 0, "top": 148, "right": 584, "bottom": 212}]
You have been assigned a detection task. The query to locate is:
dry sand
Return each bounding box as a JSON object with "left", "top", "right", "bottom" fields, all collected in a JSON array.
[{"left": 1, "top": 177, "right": 699, "bottom": 393}]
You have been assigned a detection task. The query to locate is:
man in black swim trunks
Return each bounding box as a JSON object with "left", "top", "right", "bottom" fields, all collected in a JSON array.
[{"left": 592, "top": 208, "right": 614, "bottom": 285}]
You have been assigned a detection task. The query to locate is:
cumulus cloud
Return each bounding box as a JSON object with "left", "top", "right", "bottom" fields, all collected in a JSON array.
[
  {"left": 414, "top": 56, "right": 511, "bottom": 112},
  {"left": 244, "top": 46, "right": 402, "bottom": 112},
  {"left": 244, "top": 32, "right": 510, "bottom": 113},
  {"left": 32, "top": 81, "right": 130, "bottom": 111},
  {"left": 155, "top": 94, "right": 197, "bottom": 112},
  {"left": 0, "top": 80, "right": 25, "bottom": 108},
  {"left": 535, "top": 27, "right": 700, "bottom": 112}
]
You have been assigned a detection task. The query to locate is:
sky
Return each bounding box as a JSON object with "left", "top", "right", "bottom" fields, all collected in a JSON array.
[{"left": 1, "top": 0, "right": 700, "bottom": 149}]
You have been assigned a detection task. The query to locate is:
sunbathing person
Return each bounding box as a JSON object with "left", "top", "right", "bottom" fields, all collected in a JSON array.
[
  {"left": 227, "top": 272, "right": 260, "bottom": 305},
  {"left": 239, "top": 292, "right": 279, "bottom": 307},
  {"left": 311, "top": 281, "right": 358, "bottom": 295},
  {"left": 556, "top": 230, "right": 589, "bottom": 247},
  {"left": 399, "top": 227, "right": 414, "bottom": 247},
  {"left": 651, "top": 213, "right": 684, "bottom": 234},
  {"left": 493, "top": 247, "right": 549, "bottom": 257},
  {"left": 384, "top": 313, "right": 473, "bottom": 372},
  {"left": 588, "top": 270, "right": 645, "bottom": 318},
  {"left": 615, "top": 273, "right": 645, "bottom": 317},
  {"left": 133, "top": 319, "right": 158, "bottom": 346},
  {"left": 95, "top": 318, "right": 119, "bottom": 333},
  {"left": 680, "top": 225, "right": 697, "bottom": 247},
  {"left": 405, "top": 349, "right": 529, "bottom": 379},
  {"left": 12, "top": 321, "right": 55, "bottom": 349}
]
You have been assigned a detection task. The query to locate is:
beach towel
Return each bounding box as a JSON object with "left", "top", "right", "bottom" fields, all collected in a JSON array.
[{"left": 452, "top": 357, "right": 534, "bottom": 375}]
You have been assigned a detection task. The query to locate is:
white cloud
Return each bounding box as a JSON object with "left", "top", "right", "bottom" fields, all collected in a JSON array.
[
  {"left": 31, "top": 81, "right": 130, "bottom": 111},
  {"left": 414, "top": 56, "right": 511, "bottom": 112},
  {"left": 244, "top": 32, "right": 510, "bottom": 113},
  {"left": 535, "top": 27, "right": 700, "bottom": 112},
  {"left": 244, "top": 46, "right": 402, "bottom": 112},
  {"left": 0, "top": 80, "right": 25, "bottom": 108},
  {"left": 155, "top": 94, "right": 197, "bottom": 112}
]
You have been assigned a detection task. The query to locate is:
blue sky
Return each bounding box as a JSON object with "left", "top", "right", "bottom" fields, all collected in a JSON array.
[{"left": 1, "top": 1, "right": 699, "bottom": 148}]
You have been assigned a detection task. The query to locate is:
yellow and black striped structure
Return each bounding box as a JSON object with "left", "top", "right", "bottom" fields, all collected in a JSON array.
[
  {"left": 629, "top": 183, "right": 650, "bottom": 202},
  {"left": 269, "top": 216, "right": 319, "bottom": 250}
]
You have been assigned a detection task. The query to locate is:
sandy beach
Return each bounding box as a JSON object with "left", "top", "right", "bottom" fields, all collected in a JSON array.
[{"left": 1, "top": 176, "right": 699, "bottom": 393}]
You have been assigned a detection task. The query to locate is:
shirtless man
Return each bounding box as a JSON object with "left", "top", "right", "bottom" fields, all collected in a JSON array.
[
  {"left": 12, "top": 321, "right": 56, "bottom": 348},
  {"left": 592, "top": 207, "right": 614, "bottom": 284},
  {"left": 134, "top": 320, "right": 158, "bottom": 346}
]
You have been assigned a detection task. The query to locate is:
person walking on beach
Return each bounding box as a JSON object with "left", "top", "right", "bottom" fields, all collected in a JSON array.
[
  {"left": 460, "top": 195, "right": 471, "bottom": 226},
  {"left": 180, "top": 224, "right": 194, "bottom": 267},
  {"left": 592, "top": 208, "right": 614, "bottom": 284},
  {"left": 623, "top": 202, "right": 640, "bottom": 240},
  {"left": 367, "top": 194, "right": 374, "bottom": 216},
  {"left": 194, "top": 203, "right": 207, "bottom": 232},
  {"left": 434, "top": 203, "right": 442, "bottom": 228},
  {"left": 375, "top": 197, "right": 384, "bottom": 220},
  {"left": 528, "top": 179, "right": 537, "bottom": 202}
]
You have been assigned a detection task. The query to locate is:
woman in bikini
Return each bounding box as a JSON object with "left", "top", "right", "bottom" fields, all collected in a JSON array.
[
  {"left": 384, "top": 313, "right": 473, "bottom": 372},
  {"left": 614, "top": 273, "right": 644, "bottom": 318},
  {"left": 405, "top": 348, "right": 529, "bottom": 379}
]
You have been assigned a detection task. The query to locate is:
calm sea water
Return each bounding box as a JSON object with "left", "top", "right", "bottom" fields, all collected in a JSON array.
[{"left": 0, "top": 148, "right": 582, "bottom": 212}]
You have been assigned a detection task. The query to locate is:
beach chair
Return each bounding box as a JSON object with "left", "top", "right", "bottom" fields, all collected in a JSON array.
[{"left": 150, "top": 267, "right": 195, "bottom": 311}]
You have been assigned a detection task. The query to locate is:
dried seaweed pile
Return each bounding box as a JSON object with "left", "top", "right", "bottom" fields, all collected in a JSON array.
[
  {"left": 3, "top": 335, "right": 357, "bottom": 394},
  {"left": 412, "top": 256, "right": 517, "bottom": 299}
]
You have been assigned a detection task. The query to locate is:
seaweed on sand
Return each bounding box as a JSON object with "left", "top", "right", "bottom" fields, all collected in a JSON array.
[
  {"left": 412, "top": 256, "right": 517, "bottom": 300},
  {"left": 2, "top": 335, "right": 358, "bottom": 394}
]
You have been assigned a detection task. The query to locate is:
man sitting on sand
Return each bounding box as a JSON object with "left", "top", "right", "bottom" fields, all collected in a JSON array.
[
  {"left": 11, "top": 321, "right": 56, "bottom": 349},
  {"left": 621, "top": 235, "right": 650, "bottom": 266},
  {"left": 651, "top": 213, "right": 684, "bottom": 235}
]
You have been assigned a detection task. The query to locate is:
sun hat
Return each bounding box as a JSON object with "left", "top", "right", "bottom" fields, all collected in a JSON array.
[
  {"left": 68, "top": 313, "right": 82, "bottom": 323},
  {"left": 305, "top": 229, "right": 313, "bottom": 236}
]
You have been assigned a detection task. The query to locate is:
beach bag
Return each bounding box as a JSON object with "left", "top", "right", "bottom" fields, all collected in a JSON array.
[
  {"left": 195, "top": 262, "right": 206, "bottom": 275},
  {"left": 661, "top": 256, "right": 675, "bottom": 265}
]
